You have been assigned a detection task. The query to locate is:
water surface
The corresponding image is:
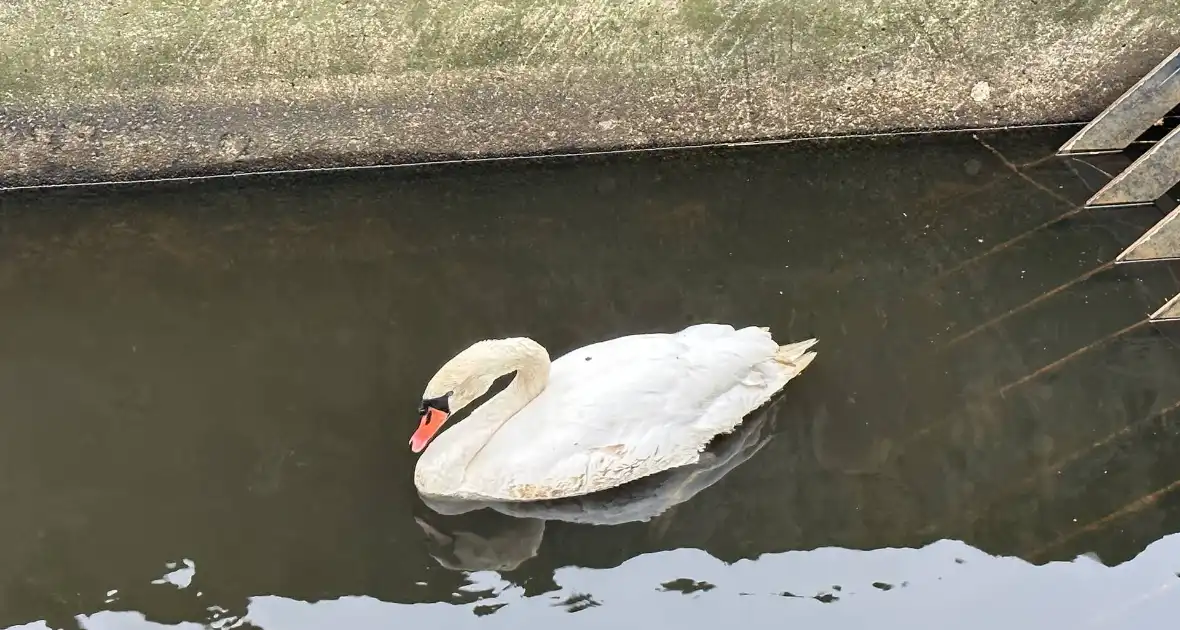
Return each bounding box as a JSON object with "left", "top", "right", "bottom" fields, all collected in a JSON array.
[{"left": 2, "top": 127, "right": 1180, "bottom": 628}]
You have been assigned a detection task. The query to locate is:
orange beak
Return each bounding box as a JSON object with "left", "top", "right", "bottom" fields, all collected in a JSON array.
[{"left": 410, "top": 407, "right": 449, "bottom": 453}]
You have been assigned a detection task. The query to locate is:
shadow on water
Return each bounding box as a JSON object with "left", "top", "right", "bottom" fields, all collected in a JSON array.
[{"left": 2, "top": 126, "right": 1180, "bottom": 628}]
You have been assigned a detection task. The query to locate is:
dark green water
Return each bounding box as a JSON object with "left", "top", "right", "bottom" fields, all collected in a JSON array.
[{"left": 2, "top": 126, "right": 1180, "bottom": 629}]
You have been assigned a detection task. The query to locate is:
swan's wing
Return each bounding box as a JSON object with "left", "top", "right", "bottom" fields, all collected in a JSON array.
[
  {"left": 486, "top": 397, "right": 780, "bottom": 524},
  {"left": 469, "top": 324, "right": 783, "bottom": 499}
]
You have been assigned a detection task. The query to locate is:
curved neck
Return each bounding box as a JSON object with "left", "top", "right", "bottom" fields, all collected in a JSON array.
[{"left": 415, "top": 339, "right": 550, "bottom": 497}]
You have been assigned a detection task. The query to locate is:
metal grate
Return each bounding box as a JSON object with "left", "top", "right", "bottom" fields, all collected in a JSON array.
[{"left": 1058, "top": 48, "right": 1180, "bottom": 322}]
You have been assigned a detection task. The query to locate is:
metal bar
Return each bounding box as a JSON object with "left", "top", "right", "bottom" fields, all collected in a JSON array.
[
  {"left": 1058, "top": 47, "right": 1180, "bottom": 155},
  {"left": 995, "top": 319, "right": 1148, "bottom": 397},
  {"left": 941, "top": 262, "right": 1113, "bottom": 348},
  {"left": 1029, "top": 475, "right": 1180, "bottom": 561},
  {"left": 1151, "top": 292, "right": 1180, "bottom": 322},
  {"left": 1087, "top": 123, "right": 1180, "bottom": 206},
  {"left": 918, "top": 397, "right": 1180, "bottom": 538},
  {"left": 1116, "top": 207, "right": 1180, "bottom": 263}
]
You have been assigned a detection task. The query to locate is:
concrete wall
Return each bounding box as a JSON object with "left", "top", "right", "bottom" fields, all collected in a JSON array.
[{"left": 2, "top": 0, "right": 1178, "bottom": 187}]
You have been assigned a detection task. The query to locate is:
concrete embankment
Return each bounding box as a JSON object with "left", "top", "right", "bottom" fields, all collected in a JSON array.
[{"left": 2, "top": 0, "right": 1178, "bottom": 187}]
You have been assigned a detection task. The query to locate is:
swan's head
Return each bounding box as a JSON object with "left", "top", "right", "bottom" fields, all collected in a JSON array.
[{"left": 410, "top": 338, "right": 547, "bottom": 453}]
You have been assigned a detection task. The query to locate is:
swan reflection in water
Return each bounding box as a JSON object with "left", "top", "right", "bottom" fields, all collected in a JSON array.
[{"left": 413, "top": 393, "right": 787, "bottom": 572}]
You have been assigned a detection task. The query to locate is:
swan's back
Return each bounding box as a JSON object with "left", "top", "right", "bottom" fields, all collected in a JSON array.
[{"left": 464, "top": 324, "right": 816, "bottom": 501}]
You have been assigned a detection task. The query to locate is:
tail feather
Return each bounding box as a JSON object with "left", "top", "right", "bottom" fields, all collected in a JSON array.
[{"left": 774, "top": 338, "right": 818, "bottom": 373}]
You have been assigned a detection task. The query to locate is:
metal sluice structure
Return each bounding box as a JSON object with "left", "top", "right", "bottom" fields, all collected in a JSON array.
[{"left": 1057, "top": 47, "right": 1180, "bottom": 322}]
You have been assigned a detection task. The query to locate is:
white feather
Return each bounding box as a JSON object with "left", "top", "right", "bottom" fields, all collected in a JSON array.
[{"left": 413, "top": 323, "right": 817, "bottom": 501}]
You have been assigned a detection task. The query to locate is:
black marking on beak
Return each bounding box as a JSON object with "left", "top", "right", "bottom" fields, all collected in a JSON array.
[{"left": 419, "top": 391, "right": 453, "bottom": 416}]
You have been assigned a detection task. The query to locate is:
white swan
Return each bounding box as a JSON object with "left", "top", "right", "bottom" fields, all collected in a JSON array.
[{"left": 410, "top": 323, "right": 817, "bottom": 502}]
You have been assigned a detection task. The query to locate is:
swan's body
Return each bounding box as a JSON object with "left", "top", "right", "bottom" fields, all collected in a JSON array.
[{"left": 411, "top": 323, "right": 817, "bottom": 502}]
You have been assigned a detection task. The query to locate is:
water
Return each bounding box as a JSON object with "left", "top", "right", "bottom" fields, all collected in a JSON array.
[{"left": 2, "top": 126, "right": 1180, "bottom": 629}]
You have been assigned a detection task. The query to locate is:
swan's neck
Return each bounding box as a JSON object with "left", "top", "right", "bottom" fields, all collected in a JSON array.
[{"left": 415, "top": 339, "right": 550, "bottom": 497}]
